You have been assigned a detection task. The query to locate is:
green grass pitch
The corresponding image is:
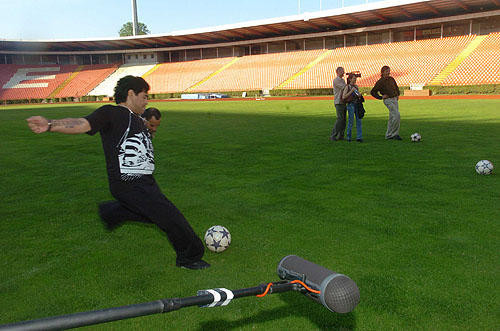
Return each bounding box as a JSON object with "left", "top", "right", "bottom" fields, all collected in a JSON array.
[{"left": 0, "top": 98, "right": 499, "bottom": 330}]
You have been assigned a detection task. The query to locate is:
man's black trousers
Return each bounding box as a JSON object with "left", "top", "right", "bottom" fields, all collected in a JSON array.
[{"left": 101, "top": 175, "right": 205, "bottom": 265}]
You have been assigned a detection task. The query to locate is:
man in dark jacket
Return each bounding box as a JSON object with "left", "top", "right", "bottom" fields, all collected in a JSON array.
[{"left": 371, "top": 66, "right": 402, "bottom": 140}]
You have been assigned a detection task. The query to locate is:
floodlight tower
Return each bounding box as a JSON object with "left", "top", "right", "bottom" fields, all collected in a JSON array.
[{"left": 131, "top": 0, "right": 139, "bottom": 36}]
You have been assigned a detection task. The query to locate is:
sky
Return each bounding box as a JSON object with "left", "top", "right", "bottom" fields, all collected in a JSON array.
[{"left": 0, "top": 0, "right": 382, "bottom": 40}]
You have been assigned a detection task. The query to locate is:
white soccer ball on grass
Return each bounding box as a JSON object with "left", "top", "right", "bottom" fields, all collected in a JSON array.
[
  {"left": 204, "top": 225, "right": 231, "bottom": 253},
  {"left": 410, "top": 132, "right": 421, "bottom": 142},
  {"left": 475, "top": 160, "right": 494, "bottom": 175}
]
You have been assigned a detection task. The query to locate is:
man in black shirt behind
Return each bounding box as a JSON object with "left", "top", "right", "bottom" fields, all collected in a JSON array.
[
  {"left": 26, "top": 75, "right": 209, "bottom": 270},
  {"left": 142, "top": 106, "right": 162, "bottom": 138}
]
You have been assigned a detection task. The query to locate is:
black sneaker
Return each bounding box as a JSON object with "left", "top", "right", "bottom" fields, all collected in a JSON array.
[
  {"left": 176, "top": 260, "right": 211, "bottom": 270},
  {"left": 393, "top": 135, "right": 402, "bottom": 140},
  {"left": 98, "top": 203, "right": 121, "bottom": 231},
  {"left": 356, "top": 139, "right": 363, "bottom": 143}
]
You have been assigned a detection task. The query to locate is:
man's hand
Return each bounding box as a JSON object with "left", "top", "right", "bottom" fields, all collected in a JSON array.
[{"left": 27, "top": 116, "right": 49, "bottom": 134}]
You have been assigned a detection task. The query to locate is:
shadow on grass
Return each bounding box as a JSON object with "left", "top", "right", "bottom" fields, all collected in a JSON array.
[{"left": 197, "top": 292, "right": 356, "bottom": 330}]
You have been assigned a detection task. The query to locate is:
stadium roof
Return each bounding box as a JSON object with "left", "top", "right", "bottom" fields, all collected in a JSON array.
[{"left": 1, "top": 0, "right": 499, "bottom": 54}]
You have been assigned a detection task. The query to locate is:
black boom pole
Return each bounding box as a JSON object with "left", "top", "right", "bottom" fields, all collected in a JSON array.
[
  {"left": 1, "top": 256, "right": 361, "bottom": 330},
  {"left": 0, "top": 282, "right": 297, "bottom": 331}
]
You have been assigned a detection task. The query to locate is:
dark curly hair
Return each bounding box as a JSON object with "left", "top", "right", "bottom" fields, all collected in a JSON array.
[{"left": 114, "top": 75, "right": 150, "bottom": 104}]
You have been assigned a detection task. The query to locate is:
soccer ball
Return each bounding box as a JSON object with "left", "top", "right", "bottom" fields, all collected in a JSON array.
[
  {"left": 475, "top": 160, "right": 494, "bottom": 175},
  {"left": 410, "top": 133, "right": 421, "bottom": 142},
  {"left": 204, "top": 225, "right": 231, "bottom": 253}
]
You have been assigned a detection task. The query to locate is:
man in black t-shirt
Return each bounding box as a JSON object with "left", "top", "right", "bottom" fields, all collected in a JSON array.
[
  {"left": 141, "top": 107, "right": 162, "bottom": 138},
  {"left": 27, "top": 75, "right": 209, "bottom": 270}
]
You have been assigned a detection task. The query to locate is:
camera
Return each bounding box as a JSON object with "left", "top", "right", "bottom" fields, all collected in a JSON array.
[{"left": 348, "top": 71, "right": 361, "bottom": 78}]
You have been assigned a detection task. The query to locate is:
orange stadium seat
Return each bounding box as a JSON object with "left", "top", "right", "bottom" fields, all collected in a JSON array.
[
  {"left": 285, "top": 35, "right": 475, "bottom": 89},
  {"left": 145, "top": 58, "right": 235, "bottom": 93},
  {"left": 441, "top": 32, "right": 500, "bottom": 86},
  {"left": 55, "top": 64, "right": 119, "bottom": 98},
  {"left": 191, "top": 50, "right": 324, "bottom": 92},
  {"left": 1, "top": 34, "right": 497, "bottom": 100},
  {"left": 0, "top": 65, "right": 79, "bottom": 100}
]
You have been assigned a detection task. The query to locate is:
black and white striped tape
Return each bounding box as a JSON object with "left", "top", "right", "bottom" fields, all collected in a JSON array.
[{"left": 197, "top": 288, "right": 234, "bottom": 307}]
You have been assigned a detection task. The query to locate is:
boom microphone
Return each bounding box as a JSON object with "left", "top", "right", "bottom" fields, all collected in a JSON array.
[
  {"left": 277, "top": 255, "right": 360, "bottom": 313},
  {"left": 0, "top": 255, "right": 358, "bottom": 330}
]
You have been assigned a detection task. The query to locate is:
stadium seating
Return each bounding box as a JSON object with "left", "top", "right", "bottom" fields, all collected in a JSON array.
[
  {"left": 55, "top": 64, "right": 119, "bottom": 98},
  {"left": 284, "top": 35, "right": 476, "bottom": 89},
  {"left": 441, "top": 32, "right": 500, "bottom": 86},
  {"left": 145, "top": 58, "right": 235, "bottom": 94},
  {"left": 0, "top": 65, "right": 78, "bottom": 100},
  {"left": 1, "top": 34, "right": 499, "bottom": 101},
  {"left": 190, "top": 50, "right": 324, "bottom": 92},
  {"left": 88, "top": 63, "right": 156, "bottom": 97}
]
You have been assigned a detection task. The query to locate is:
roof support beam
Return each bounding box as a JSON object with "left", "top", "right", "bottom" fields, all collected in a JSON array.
[
  {"left": 175, "top": 35, "right": 200, "bottom": 43},
  {"left": 322, "top": 17, "right": 343, "bottom": 29},
  {"left": 422, "top": 3, "right": 441, "bottom": 15},
  {"left": 371, "top": 11, "right": 390, "bottom": 22},
  {"left": 396, "top": 7, "right": 414, "bottom": 19},
  {"left": 244, "top": 27, "right": 269, "bottom": 37},
  {"left": 207, "top": 32, "right": 233, "bottom": 41},
  {"left": 228, "top": 30, "right": 250, "bottom": 39},
  {"left": 345, "top": 14, "right": 365, "bottom": 25},
  {"left": 164, "top": 37, "right": 185, "bottom": 45},
  {"left": 281, "top": 23, "right": 302, "bottom": 33},
  {"left": 302, "top": 21, "right": 325, "bottom": 31},
  {"left": 261, "top": 25, "right": 284, "bottom": 34},
  {"left": 131, "top": 39, "right": 155, "bottom": 47},
  {"left": 452, "top": 0, "right": 471, "bottom": 11}
]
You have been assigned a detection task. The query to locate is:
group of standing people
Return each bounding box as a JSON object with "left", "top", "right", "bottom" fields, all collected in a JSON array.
[{"left": 330, "top": 65, "right": 402, "bottom": 142}]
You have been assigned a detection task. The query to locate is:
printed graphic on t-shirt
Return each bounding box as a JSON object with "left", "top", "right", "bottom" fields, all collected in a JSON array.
[{"left": 118, "top": 131, "right": 154, "bottom": 180}]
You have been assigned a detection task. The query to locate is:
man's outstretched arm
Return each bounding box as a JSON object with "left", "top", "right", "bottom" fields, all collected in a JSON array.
[{"left": 27, "top": 116, "right": 91, "bottom": 134}]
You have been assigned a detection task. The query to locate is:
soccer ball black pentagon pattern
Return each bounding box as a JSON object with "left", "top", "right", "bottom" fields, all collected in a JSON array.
[
  {"left": 475, "top": 160, "right": 494, "bottom": 175},
  {"left": 204, "top": 225, "right": 231, "bottom": 253},
  {"left": 410, "top": 132, "right": 421, "bottom": 142}
]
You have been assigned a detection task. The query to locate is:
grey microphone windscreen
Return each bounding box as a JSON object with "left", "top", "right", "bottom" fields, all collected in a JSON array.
[{"left": 277, "top": 255, "right": 360, "bottom": 313}]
